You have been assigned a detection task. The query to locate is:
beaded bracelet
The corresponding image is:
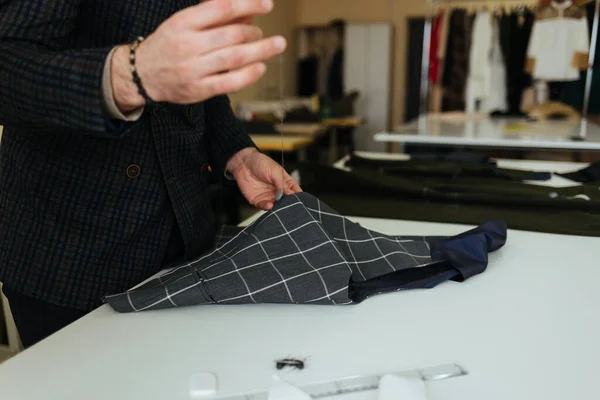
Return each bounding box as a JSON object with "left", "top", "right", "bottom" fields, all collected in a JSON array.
[{"left": 129, "top": 36, "right": 153, "bottom": 105}]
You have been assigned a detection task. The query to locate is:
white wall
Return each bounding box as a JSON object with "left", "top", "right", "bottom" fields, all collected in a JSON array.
[{"left": 345, "top": 23, "right": 393, "bottom": 151}]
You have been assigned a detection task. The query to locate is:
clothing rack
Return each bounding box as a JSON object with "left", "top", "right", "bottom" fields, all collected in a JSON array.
[
  {"left": 418, "top": 0, "right": 600, "bottom": 137},
  {"left": 431, "top": 0, "right": 538, "bottom": 12}
]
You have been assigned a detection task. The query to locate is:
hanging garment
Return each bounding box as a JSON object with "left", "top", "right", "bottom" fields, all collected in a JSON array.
[
  {"left": 431, "top": 11, "right": 451, "bottom": 113},
  {"left": 560, "top": 72, "right": 586, "bottom": 111},
  {"left": 437, "top": 10, "right": 451, "bottom": 69},
  {"left": 520, "top": 85, "right": 537, "bottom": 112},
  {"left": 479, "top": 18, "right": 509, "bottom": 113},
  {"left": 548, "top": 81, "right": 567, "bottom": 101},
  {"left": 406, "top": 17, "right": 427, "bottom": 121},
  {"left": 327, "top": 48, "right": 345, "bottom": 100},
  {"left": 292, "top": 161, "right": 600, "bottom": 238},
  {"left": 429, "top": 11, "right": 444, "bottom": 84},
  {"left": 499, "top": 10, "right": 535, "bottom": 115},
  {"left": 585, "top": 0, "right": 600, "bottom": 115},
  {"left": 485, "top": 18, "right": 508, "bottom": 112},
  {"left": 297, "top": 55, "right": 319, "bottom": 97},
  {"left": 466, "top": 9, "right": 493, "bottom": 113},
  {"left": 104, "top": 193, "right": 506, "bottom": 313},
  {"left": 441, "top": 11, "right": 457, "bottom": 89},
  {"left": 429, "top": 84, "right": 445, "bottom": 113},
  {"left": 527, "top": 0, "right": 590, "bottom": 82},
  {"left": 562, "top": 1, "right": 599, "bottom": 113},
  {"left": 443, "top": 9, "right": 472, "bottom": 111}
]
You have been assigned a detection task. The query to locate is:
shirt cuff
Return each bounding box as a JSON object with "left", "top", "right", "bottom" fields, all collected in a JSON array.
[
  {"left": 102, "top": 46, "right": 144, "bottom": 121},
  {"left": 224, "top": 170, "right": 235, "bottom": 180}
]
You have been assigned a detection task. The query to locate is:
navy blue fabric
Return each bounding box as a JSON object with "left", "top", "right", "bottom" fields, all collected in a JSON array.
[
  {"left": 349, "top": 262, "right": 460, "bottom": 303},
  {"left": 430, "top": 220, "right": 508, "bottom": 281},
  {"left": 349, "top": 220, "right": 507, "bottom": 303}
]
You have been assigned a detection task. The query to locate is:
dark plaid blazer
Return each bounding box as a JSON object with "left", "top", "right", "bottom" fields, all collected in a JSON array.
[{"left": 0, "top": 0, "right": 255, "bottom": 311}]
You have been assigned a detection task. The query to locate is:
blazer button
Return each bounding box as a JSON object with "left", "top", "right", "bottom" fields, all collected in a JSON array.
[
  {"left": 127, "top": 164, "right": 141, "bottom": 179},
  {"left": 200, "top": 163, "right": 213, "bottom": 174}
]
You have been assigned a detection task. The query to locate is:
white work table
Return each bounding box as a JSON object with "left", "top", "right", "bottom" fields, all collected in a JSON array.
[
  {"left": 375, "top": 114, "right": 600, "bottom": 151},
  {"left": 1, "top": 156, "right": 599, "bottom": 400},
  {"left": 335, "top": 151, "right": 587, "bottom": 188}
]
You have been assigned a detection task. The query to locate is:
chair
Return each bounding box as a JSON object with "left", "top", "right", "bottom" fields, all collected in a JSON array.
[{"left": 0, "top": 282, "right": 22, "bottom": 357}]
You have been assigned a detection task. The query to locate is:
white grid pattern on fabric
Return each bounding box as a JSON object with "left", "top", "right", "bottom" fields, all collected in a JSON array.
[
  {"left": 105, "top": 193, "right": 437, "bottom": 312},
  {"left": 305, "top": 204, "right": 431, "bottom": 271},
  {"left": 250, "top": 232, "right": 295, "bottom": 303},
  {"left": 271, "top": 211, "right": 337, "bottom": 303}
]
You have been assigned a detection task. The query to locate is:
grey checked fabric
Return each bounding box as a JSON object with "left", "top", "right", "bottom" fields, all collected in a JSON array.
[{"left": 105, "top": 193, "right": 447, "bottom": 312}]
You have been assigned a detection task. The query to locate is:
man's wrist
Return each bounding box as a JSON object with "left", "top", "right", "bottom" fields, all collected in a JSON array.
[
  {"left": 225, "top": 147, "right": 258, "bottom": 178},
  {"left": 111, "top": 45, "right": 146, "bottom": 113}
]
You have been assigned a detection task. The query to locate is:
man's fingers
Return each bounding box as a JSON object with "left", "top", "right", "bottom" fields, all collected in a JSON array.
[
  {"left": 198, "top": 62, "right": 267, "bottom": 98},
  {"left": 198, "top": 36, "right": 286, "bottom": 77},
  {"left": 176, "top": 0, "right": 272, "bottom": 30},
  {"left": 256, "top": 201, "right": 274, "bottom": 211},
  {"left": 284, "top": 183, "right": 302, "bottom": 195},
  {"left": 282, "top": 173, "right": 302, "bottom": 195},
  {"left": 252, "top": 191, "right": 276, "bottom": 211},
  {"left": 199, "top": 24, "right": 264, "bottom": 54},
  {"left": 284, "top": 182, "right": 302, "bottom": 195},
  {"left": 233, "top": 16, "right": 254, "bottom": 25}
]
